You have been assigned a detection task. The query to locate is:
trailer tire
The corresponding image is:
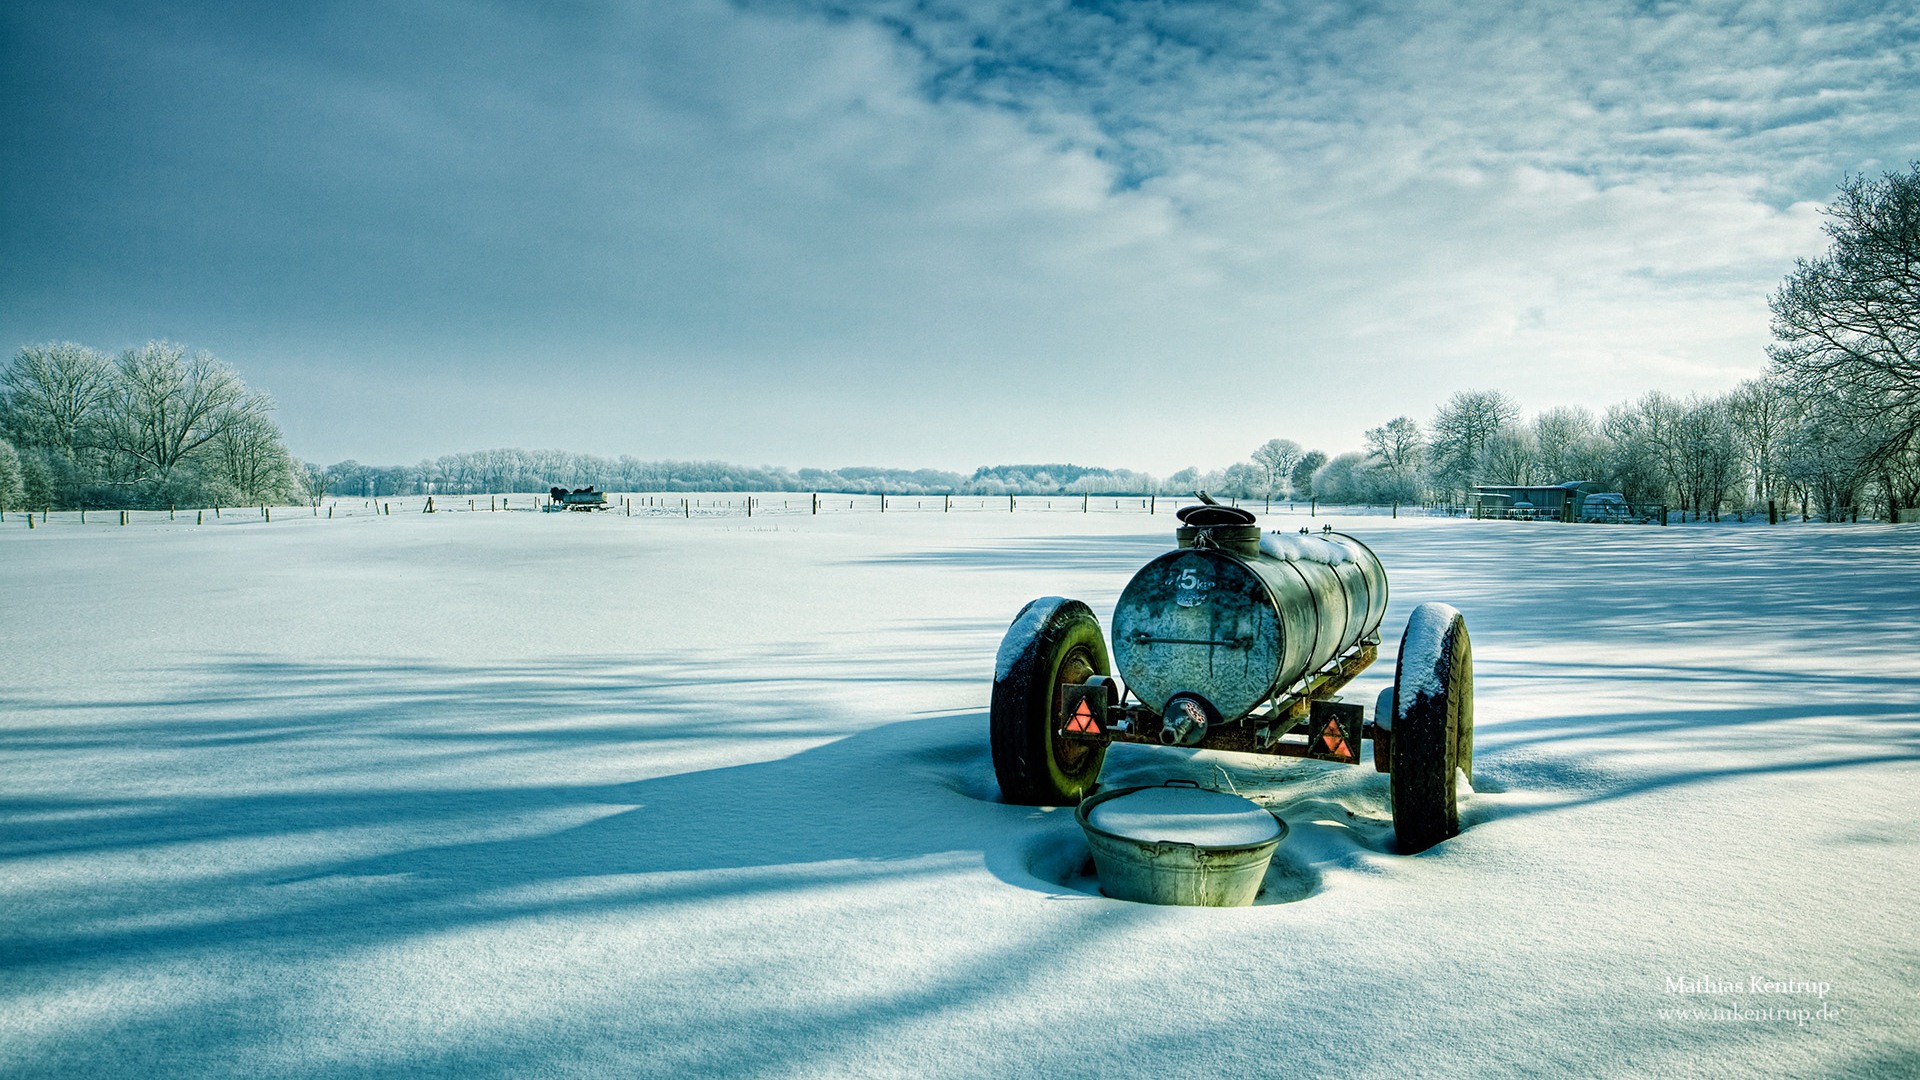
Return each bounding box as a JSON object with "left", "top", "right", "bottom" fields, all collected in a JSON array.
[
  {"left": 1390, "top": 603, "right": 1473, "bottom": 853},
  {"left": 991, "top": 597, "right": 1110, "bottom": 806}
]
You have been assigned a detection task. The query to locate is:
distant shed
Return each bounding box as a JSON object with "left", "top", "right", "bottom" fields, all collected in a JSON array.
[{"left": 1470, "top": 481, "right": 1605, "bottom": 522}]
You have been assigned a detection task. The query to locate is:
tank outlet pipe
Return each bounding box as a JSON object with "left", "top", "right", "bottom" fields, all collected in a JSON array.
[{"left": 1159, "top": 695, "right": 1215, "bottom": 747}]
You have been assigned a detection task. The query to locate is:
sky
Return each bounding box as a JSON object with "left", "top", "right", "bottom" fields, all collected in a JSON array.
[{"left": 3, "top": 0, "right": 1917, "bottom": 474}]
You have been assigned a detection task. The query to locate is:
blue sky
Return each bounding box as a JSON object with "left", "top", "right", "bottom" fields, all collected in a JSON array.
[{"left": 3, "top": 0, "right": 1915, "bottom": 472}]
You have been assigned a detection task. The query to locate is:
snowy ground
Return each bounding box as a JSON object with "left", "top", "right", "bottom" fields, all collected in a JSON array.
[{"left": 2, "top": 505, "right": 1916, "bottom": 1078}]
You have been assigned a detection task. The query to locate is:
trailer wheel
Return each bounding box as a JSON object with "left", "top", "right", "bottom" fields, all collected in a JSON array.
[
  {"left": 1389, "top": 603, "right": 1474, "bottom": 853},
  {"left": 991, "top": 597, "right": 1110, "bottom": 806}
]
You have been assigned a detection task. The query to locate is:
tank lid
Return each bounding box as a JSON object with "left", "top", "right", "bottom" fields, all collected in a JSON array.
[{"left": 1176, "top": 504, "right": 1257, "bottom": 527}]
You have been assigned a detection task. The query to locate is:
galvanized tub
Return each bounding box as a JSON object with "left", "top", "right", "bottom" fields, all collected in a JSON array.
[{"left": 1076, "top": 782, "right": 1287, "bottom": 907}]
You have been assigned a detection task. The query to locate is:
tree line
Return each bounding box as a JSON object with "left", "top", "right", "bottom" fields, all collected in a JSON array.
[
  {"left": 7, "top": 167, "right": 1913, "bottom": 522},
  {"left": 1239, "top": 166, "right": 1920, "bottom": 523},
  {"left": 310, "top": 454, "right": 1162, "bottom": 500},
  {"left": 0, "top": 341, "right": 304, "bottom": 512}
]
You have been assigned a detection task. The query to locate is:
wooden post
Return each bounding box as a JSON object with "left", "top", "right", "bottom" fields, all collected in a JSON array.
[
  {"left": 197, "top": 510, "right": 204, "bottom": 525},
  {"left": 328, "top": 505, "right": 333, "bottom": 519},
  {"left": 1082, "top": 492, "right": 1088, "bottom": 513},
  {"left": 1010, "top": 494, "right": 1016, "bottom": 512},
  {"left": 170, "top": 505, "right": 175, "bottom": 520},
  {"left": 80, "top": 509, "right": 86, "bottom": 523},
  {"left": 120, "top": 510, "right": 127, "bottom": 526},
  {"left": 265, "top": 507, "right": 271, "bottom": 523},
  {"left": 684, "top": 499, "right": 689, "bottom": 518},
  {"left": 812, "top": 493, "right": 818, "bottom": 515},
  {"left": 880, "top": 493, "right": 886, "bottom": 513},
  {"left": 944, "top": 494, "right": 950, "bottom": 512},
  {"left": 215, "top": 506, "right": 221, "bottom": 518},
  {"left": 26, "top": 514, "right": 32, "bottom": 529},
  {"left": 1150, "top": 494, "right": 1156, "bottom": 515}
]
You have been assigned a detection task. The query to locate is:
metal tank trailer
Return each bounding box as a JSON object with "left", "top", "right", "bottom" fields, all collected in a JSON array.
[{"left": 990, "top": 500, "right": 1475, "bottom": 853}]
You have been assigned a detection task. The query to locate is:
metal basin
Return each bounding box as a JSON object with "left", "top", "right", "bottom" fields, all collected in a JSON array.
[{"left": 1076, "top": 782, "right": 1287, "bottom": 907}]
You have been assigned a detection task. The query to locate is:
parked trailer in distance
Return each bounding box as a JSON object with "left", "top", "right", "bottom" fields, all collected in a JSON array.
[{"left": 545, "top": 486, "right": 609, "bottom": 512}]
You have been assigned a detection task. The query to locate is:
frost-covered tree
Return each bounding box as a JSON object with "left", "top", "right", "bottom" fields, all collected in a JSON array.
[
  {"left": 1479, "top": 423, "right": 1536, "bottom": 486},
  {"left": 1311, "top": 452, "right": 1372, "bottom": 504},
  {"left": 1531, "top": 406, "right": 1600, "bottom": 483},
  {"left": 1784, "top": 401, "right": 1878, "bottom": 520},
  {"left": 0, "top": 438, "right": 23, "bottom": 515},
  {"left": 1, "top": 343, "right": 115, "bottom": 455},
  {"left": 212, "top": 406, "right": 301, "bottom": 505},
  {"left": 1428, "top": 390, "right": 1519, "bottom": 497},
  {"left": 1599, "top": 402, "right": 1667, "bottom": 506},
  {"left": 1363, "top": 417, "right": 1423, "bottom": 505},
  {"left": 1289, "top": 451, "right": 1327, "bottom": 501},
  {"left": 95, "top": 342, "right": 256, "bottom": 487},
  {"left": 1726, "top": 379, "right": 1793, "bottom": 521},
  {"left": 1251, "top": 438, "right": 1302, "bottom": 501}
]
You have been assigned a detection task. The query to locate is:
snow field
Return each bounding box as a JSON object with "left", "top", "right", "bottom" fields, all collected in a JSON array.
[{"left": 1, "top": 509, "right": 1916, "bottom": 1078}]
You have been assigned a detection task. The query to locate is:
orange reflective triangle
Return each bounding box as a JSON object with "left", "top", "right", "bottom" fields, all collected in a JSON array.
[
  {"left": 1067, "top": 699, "right": 1100, "bottom": 733},
  {"left": 1319, "top": 719, "right": 1349, "bottom": 757}
]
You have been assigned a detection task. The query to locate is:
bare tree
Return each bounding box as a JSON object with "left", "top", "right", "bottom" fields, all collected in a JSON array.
[
  {"left": 1363, "top": 417, "right": 1423, "bottom": 505},
  {"left": 1, "top": 342, "right": 115, "bottom": 454},
  {"left": 211, "top": 402, "right": 297, "bottom": 504},
  {"left": 1768, "top": 165, "right": 1920, "bottom": 465},
  {"left": 1785, "top": 400, "right": 1878, "bottom": 520},
  {"left": 1428, "top": 390, "right": 1519, "bottom": 496},
  {"left": 1479, "top": 423, "right": 1536, "bottom": 486},
  {"left": 1531, "top": 406, "right": 1599, "bottom": 482},
  {"left": 1726, "top": 378, "right": 1793, "bottom": 522}
]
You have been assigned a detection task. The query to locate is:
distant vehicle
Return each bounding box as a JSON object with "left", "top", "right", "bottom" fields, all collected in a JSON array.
[
  {"left": 545, "top": 486, "right": 608, "bottom": 512},
  {"left": 1579, "top": 493, "right": 1630, "bottom": 522}
]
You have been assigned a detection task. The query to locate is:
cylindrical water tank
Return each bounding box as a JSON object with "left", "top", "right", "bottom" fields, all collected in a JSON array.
[{"left": 1112, "top": 528, "right": 1387, "bottom": 722}]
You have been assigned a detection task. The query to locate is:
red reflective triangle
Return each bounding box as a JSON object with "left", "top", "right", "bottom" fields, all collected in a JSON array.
[{"left": 1067, "top": 699, "right": 1100, "bottom": 733}]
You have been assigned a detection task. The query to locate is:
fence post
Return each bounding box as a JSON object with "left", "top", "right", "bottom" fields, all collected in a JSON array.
[
  {"left": 1010, "top": 494, "right": 1015, "bottom": 513},
  {"left": 812, "top": 493, "right": 818, "bottom": 515},
  {"left": 197, "top": 510, "right": 204, "bottom": 525},
  {"left": 1150, "top": 494, "right": 1156, "bottom": 515},
  {"left": 80, "top": 508, "right": 86, "bottom": 524}
]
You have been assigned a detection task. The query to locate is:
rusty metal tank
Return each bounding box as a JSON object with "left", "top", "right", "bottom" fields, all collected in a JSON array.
[{"left": 1112, "top": 508, "right": 1387, "bottom": 723}]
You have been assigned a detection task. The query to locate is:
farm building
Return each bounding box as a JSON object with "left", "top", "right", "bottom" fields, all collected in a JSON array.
[{"left": 1468, "top": 481, "right": 1607, "bottom": 521}]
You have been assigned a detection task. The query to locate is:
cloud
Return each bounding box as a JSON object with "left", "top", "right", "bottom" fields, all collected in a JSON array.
[{"left": 1, "top": 0, "right": 1914, "bottom": 468}]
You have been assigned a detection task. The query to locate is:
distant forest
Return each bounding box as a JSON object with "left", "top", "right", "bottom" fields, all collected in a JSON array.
[
  {"left": 313, "top": 454, "right": 1160, "bottom": 500},
  {"left": 5, "top": 168, "right": 1916, "bottom": 522}
]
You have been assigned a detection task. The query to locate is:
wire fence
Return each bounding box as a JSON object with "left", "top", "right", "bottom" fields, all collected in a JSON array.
[{"left": 3, "top": 490, "right": 1399, "bottom": 528}]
